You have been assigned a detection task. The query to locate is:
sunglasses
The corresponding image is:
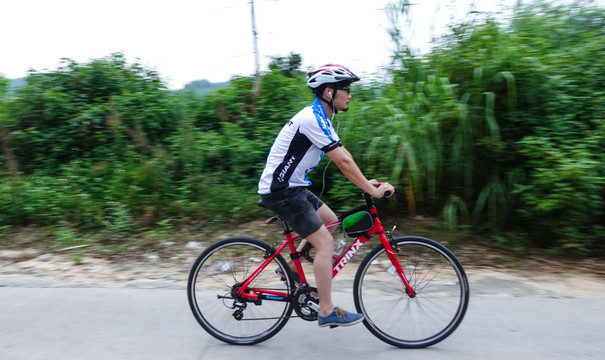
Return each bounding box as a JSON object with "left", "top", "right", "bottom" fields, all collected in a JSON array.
[{"left": 337, "top": 86, "right": 351, "bottom": 94}]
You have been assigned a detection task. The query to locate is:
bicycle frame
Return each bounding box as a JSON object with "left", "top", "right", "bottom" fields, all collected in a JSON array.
[{"left": 234, "top": 193, "right": 416, "bottom": 303}]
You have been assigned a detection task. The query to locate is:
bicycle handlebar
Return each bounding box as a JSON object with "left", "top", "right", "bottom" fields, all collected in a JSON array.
[
  {"left": 373, "top": 182, "right": 392, "bottom": 198},
  {"left": 357, "top": 188, "right": 403, "bottom": 232}
]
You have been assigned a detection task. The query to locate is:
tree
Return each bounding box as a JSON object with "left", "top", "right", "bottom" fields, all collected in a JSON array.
[
  {"left": 268, "top": 53, "right": 303, "bottom": 77},
  {"left": 7, "top": 53, "right": 180, "bottom": 173}
]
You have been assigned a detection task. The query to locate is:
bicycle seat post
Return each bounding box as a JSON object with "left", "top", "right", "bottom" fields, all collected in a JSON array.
[{"left": 278, "top": 217, "right": 293, "bottom": 235}]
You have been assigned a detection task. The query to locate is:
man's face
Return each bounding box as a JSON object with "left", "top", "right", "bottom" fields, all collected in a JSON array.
[{"left": 333, "top": 86, "right": 352, "bottom": 112}]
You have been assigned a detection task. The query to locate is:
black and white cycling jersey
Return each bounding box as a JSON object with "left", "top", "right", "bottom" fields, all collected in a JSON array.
[{"left": 258, "top": 98, "right": 342, "bottom": 194}]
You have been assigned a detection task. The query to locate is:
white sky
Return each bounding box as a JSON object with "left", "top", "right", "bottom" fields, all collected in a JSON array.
[{"left": 1, "top": 0, "right": 601, "bottom": 89}]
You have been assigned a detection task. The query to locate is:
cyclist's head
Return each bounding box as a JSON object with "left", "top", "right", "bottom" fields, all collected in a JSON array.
[{"left": 307, "top": 64, "right": 360, "bottom": 98}]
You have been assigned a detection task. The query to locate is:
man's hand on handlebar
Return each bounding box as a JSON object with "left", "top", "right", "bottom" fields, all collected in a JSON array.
[{"left": 369, "top": 180, "right": 395, "bottom": 198}]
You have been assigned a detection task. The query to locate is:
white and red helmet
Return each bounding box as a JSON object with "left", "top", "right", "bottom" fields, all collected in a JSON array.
[{"left": 306, "top": 64, "right": 360, "bottom": 89}]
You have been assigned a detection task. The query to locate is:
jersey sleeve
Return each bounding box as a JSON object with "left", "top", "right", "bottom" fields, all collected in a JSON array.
[
  {"left": 321, "top": 139, "right": 342, "bottom": 152},
  {"left": 300, "top": 112, "right": 342, "bottom": 153}
]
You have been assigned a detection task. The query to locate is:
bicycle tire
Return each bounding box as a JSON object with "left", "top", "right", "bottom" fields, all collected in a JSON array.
[
  {"left": 353, "top": 236, "right": 469, "bottom": 348},
  {"left": 187, "top": 237, "right": 295, "bottom": 345}
]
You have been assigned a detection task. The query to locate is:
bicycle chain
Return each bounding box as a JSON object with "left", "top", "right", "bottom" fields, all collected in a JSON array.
[
  {"left": 232, "top": 315, "right": 303, "bottom": 321},
  {"left": 227, "top": 286, "right": 320, "bottom": 322}
]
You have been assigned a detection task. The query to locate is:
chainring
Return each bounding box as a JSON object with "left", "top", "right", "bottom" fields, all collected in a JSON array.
[{"left": 292, "top": 285, "right": 319, "bottom": 321}]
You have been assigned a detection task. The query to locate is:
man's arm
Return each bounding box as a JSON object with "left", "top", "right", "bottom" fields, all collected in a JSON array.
[{"left": 326, "top": 146, "right": 394, "bottom": 198}]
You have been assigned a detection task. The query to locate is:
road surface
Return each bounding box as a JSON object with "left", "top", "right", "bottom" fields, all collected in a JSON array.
[{"left": 1, "top": 273, "right": 604, "bottom": 360}]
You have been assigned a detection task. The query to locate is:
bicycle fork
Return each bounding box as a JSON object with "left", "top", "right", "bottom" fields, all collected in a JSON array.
[{"left": 381, "top": 233, "right": 417, "bottom": 298}]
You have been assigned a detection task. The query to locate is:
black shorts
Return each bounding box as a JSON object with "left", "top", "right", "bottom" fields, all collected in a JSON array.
[{"left": 259, "top": 187, "right": 325, "bottom": 238}]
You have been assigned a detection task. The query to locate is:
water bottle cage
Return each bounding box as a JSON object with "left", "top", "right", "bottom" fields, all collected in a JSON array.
[{"left": 301, "top": 242, "right": 315, "bottom": 263}]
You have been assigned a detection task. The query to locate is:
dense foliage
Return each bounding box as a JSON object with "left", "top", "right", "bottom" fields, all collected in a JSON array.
[
  {"left": 0, "top": 0, "right": 603, "bottom": 254},
  {"left": 435, "top": 0, "right": 604, "bottom": 252}
]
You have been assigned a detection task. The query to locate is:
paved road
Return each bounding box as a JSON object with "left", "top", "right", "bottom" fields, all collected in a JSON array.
[{"left": 1, "top": 276, "right": 604, "bottom": 360}]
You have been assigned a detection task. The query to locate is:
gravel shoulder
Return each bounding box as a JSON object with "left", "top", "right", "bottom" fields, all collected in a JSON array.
[
  {"left": 1, "top": 220, "right": 604, "bottom": 297},
  {"left": 2, "top": 241, "right": 604, "bottom": 299}
]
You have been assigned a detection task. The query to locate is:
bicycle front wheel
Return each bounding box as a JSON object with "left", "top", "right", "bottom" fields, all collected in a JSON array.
[
  {"left": 187, "top": 237, "right": 294, "bottom": 345},
  {"left": 353, "top": 236, "right": 469, "bottom": 348}
]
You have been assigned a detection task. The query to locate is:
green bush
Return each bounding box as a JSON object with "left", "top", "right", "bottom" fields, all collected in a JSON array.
[{"left": 382, "top": 0, "right": 605, "bottom": 252}]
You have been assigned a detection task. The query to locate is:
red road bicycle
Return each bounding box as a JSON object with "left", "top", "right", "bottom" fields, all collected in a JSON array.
[{"left": 187, "top": 191, "right": 469, "bottom": 348}]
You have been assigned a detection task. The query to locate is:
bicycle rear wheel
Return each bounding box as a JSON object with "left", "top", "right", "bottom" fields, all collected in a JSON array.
[
  {"left": 187, "top": 237, "right": 294, "bottom": 345},
  {"left": 353, "top": 236, "right": 469, "bottom": 348}
]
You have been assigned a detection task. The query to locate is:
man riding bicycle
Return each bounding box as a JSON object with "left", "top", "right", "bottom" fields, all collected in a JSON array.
[{"left": 258, "top": 64, "right": 395, "bottom": 327}]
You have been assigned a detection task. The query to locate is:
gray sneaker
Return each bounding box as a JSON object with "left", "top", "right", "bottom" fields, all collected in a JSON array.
[{"left": 318, "top": 307, "right": 364, "bottom": 328}]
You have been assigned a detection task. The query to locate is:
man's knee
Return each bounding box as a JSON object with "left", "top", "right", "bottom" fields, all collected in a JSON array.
[{"left": 305, "top": 226, "right": 334, "bottom": 252}]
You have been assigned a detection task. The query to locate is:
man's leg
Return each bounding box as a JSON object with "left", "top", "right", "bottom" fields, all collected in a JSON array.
[
  {"left": 305, "top": 224, "right": 364, "bottom": 327},
  {"left": 318, "top": 204, "right": 339, "bottom": 231},
  {"left": 287, "top": 204, "right": 338, "bottom": 272},
  {"left": 268, "top": 193, "right": 362, "bottom": 326},
  {"left": 304, "top": 224, "right": 336, "bottom": 317}
]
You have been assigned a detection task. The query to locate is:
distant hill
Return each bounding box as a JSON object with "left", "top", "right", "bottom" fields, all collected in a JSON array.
[
  {"left": 9, "top": 78, "right": 27, "bottom": 91},
  {"left": 181, "top": 79, "right": 229, "bottom": 97},
  {"left": 6, "top": 77, "right": 227, "bottom": 98}
]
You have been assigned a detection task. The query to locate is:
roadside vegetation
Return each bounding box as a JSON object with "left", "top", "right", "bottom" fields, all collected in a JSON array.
[{"left": 1, "top": 0, "right": 603, "bottom": 256}]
